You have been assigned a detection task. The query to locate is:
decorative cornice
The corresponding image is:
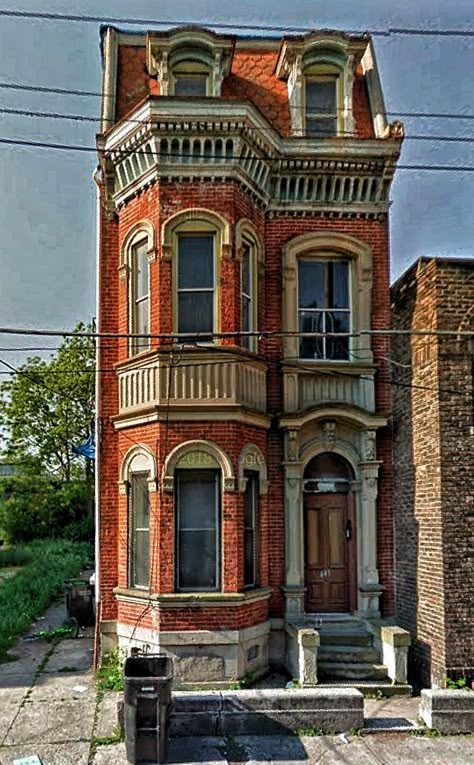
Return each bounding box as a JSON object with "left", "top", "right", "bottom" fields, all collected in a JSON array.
[{"left": 100, "top": 100, "right": 402, "bottom": 218}]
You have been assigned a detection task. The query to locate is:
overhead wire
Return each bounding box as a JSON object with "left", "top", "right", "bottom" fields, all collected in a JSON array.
[
  {"left": 0, "top": 8, "right": 473, "bottom": 37},
  {"left": 1, "top": 106, "right": 473, "bottom": 148},
  {"left": 1, "top": 136, "right": 473, "bottom": 173}
]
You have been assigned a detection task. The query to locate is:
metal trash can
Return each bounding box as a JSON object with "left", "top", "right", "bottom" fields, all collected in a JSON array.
[
  {"left": 124, "top": 654, "right": 173, "bottom": 765},
  {"left": 64, "top": 578, "right": 95, "bottom": 627}
]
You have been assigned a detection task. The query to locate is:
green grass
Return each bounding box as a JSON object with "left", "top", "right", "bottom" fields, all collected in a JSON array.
[
  {"left": 0, "top": 538, "right": 92, "bottom": 661},
  {"left": 0, "top": 545, "right": 33, "bottom": 568}
]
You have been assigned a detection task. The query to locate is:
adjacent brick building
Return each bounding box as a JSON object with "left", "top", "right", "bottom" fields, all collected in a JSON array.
[
  {"left": 391, "top": 256, "right": 474, "bottom": 687},
  {"left": 95, "top": 24, "right": 404, "bottom": 684}
]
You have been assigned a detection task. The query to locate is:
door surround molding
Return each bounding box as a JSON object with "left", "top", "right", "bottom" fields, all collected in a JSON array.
[{"left": 283, "top": 423, "right": 382, "bottom": 623}]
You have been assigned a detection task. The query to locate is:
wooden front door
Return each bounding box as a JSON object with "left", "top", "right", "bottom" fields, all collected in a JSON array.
[{"left": 304, "top": 493, "right": 351, "bottom": 613}]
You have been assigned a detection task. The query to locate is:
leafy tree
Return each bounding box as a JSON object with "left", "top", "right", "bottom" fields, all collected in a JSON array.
[
  {"left": 0, "top": 323, "right": 95, "bottom": 542},
  {"left": 0, "top": 322, "right": 95, "bottom": 481}
]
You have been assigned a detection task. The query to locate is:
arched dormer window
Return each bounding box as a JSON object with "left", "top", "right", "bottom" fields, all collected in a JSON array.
[
  {"left": 275, "top": 32, "right": 367, "bottom": 137},
  {"left": 170, "top": 48, "right": 213, "bottom": 96},
  {"left": 304, "top": 63, "right": 342, "bottom": 137},
  {"left": 120, "top": 221, "right": 156, "bottom": 357},
  {"left": 147, "top": 28, "right": 234, "bottom": 98}
]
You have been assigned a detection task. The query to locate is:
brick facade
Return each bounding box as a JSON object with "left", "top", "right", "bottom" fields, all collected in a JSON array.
[
  {"left": 96, "top": 25, "right": 402, "bottom": 682},
  {"left": 391, "top": 257, "right": 474, "bottom": 687}
]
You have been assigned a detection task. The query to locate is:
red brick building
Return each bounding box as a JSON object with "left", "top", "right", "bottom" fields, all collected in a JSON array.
[
  {"left": 391, "top": 257, "right": 474, "bottom": 688},
  {"left": 95, "top": 25, "right": 405, "bottom": 685}
]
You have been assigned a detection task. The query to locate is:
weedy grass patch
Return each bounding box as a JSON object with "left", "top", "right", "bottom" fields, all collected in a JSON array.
[
  {"left": 0, "top": 538, "right": 92, "bottom": 661},
  {"left": 97, "top": 648, "right": 125, "bottom": 691}
]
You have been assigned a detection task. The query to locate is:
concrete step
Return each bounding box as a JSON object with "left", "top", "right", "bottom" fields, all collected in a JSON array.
[
  {"left": 318, "top": 645, "right": 380, "bottom": 664},
  {"left": 319, "top": 629, "right": 373, "bottom": 647},
  {"left": 318, "top": 661, "right": 389, "bottom": 681},
  {"left": 318, "top": 680, "right": 413, "bottom": 697}
]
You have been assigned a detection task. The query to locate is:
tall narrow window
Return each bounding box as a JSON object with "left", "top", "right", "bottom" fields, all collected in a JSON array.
[
  {"left": 176, "top": 469, "right": 220, "bottom": 591},
  {"left": 177, "top": 234, "right": 214, "bottom": 341},
  {"left": 131, "top": 239, "right": 150, "bottom": 355},
  {"left": 305, "top": 77, "right": 338, "bottom": 137},
  {"left": 129, "top": 473, "right": 150, "bottom": 588},
  {"left": 298, "top": 259, "right": 350, "bottom": 360},
  {"left": 242, "top": 241, "right": 256, "bottom": 352},
  {"left": 243, "top": 471, "right": 259, "bottom": 588}
]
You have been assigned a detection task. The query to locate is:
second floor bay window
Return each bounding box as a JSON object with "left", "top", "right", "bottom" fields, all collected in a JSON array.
[
  {"left": 177, "top": 233, "right": 215, "bottom": 341},
  {"left": 298, "top": 258, "right": 350, "bottom": 361}
]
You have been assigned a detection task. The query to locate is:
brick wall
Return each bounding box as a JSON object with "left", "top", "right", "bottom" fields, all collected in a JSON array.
[{"left": 392, "top": 258, "right": 474, "bottom": 686}]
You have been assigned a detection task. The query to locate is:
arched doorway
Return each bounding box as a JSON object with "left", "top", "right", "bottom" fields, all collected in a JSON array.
[{"left": 303, "top": 453, "right": 356, "bottom": 613}]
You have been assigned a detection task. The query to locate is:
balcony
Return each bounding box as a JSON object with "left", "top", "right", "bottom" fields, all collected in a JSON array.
[
  {"left": 283, "top": 366, "right": 376, "bottom": 415},
  {"left": 115, "top": 349, "right": 268, "bottom": 424}
]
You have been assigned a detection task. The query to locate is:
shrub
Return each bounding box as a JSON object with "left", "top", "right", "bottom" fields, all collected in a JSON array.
[{"left": 0, "top": 473, "right": 93, "bottom": 543}]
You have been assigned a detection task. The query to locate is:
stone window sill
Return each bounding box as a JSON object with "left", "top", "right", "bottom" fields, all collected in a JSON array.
[{"left": 113, "top": 586, "right": 272, "bottom": 608}]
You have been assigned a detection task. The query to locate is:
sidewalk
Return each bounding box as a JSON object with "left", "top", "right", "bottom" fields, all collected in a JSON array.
[{"left": 1, "top": 602, "right": 474, "bottom": 764}]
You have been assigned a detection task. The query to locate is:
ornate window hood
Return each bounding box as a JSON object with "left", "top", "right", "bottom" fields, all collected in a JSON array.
[{"left": 146, "top": 26, "right": 235, "bottom": 97}]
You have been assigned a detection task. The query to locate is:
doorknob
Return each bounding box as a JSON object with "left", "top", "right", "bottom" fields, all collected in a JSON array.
[{"left": 345, "top": 520, "right": 352, "bottom": 540}]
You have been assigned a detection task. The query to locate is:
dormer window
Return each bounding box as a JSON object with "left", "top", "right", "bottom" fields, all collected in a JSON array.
[
  {"left": 172, "top": 61, "right": 210, "bottom": 97},
  {"left": 147, "top": 28, "right": 234, "bottom": 98},
  {"left": 275, "top": 32, "right": 367, "bottom": 138},
  {"left": 305, "top": 71, "right": 340, "bottom": 137}
]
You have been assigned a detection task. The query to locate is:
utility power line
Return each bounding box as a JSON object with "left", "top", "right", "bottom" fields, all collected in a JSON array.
[
  {"left": 1, "top": 136, "right": 474, "bottom": 173},
  {"left": 0, "top": 326, "right": 473, "bottom": 339},
  {"left": 1, "top": 80, "right": 473, "bottom": 126},
  {"left": 0, "top": 8, "right": 473, "bottom": 37},
  {"left": 1, "top": 106, "right": 473, "bottom": 146}
]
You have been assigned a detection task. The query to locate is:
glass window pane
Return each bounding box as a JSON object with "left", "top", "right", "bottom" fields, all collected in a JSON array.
[
  {"left": 306, "top": 80, "right": 336, "bottom": 114},
  {"left": 244, "top": 472, "right": 258, "bottom": 587},
  {"left": 134, "top": 531, "right": 150, "bottom": 586},
  {"left": 178, "top": 530, "right": 217, "bottom": 589},
  {"left": 135, "top": 298, "right": 149, "bottom": 336},
  {"left": 178, "top": 235, "right": 214, "bottom": 289},
  {"left": 131, "top": 474, "right": 150, "bottom": 588},
  {"left": 298, "top": 261, "right": 325, "bottom": 308},
  {"left": 133, "top": 240, "right": 149, "bottom": 299},
  {"left": 177, "top": 471, "right": 217, "bottom": 529},
  {"left": 178, "top": 292, "right": 213, "bottom": 335},
  {"left": 330, "top": 261, "right": 349, "bottom": 308},
  {"left": 176, "top": 470, "right": 220, "bottom": 591},
  {"left": 299, "top": 310, "right": 324, "bottom": 359},
  {"left": 242, "top": 244, "right": 251, "bottom": 295},
  {"left": 174, "top": 74, "right": 207, "bottom": 97},
  {"left": 306, "top": 117, "right": 338, "bottom": 137},
  {"left": 326, "top": 312, "right": 350, "bottom": 360},
  {"left": 242, "top": 296, "right": 251, "bottom": 332}
]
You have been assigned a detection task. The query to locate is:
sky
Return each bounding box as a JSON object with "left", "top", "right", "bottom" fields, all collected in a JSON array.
[{"left": 0, "top": 0, "right": 473, "bottom": 367}]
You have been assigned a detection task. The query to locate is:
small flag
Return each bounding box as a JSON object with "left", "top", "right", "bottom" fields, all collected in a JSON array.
[{"left": 72, "top": 435, "right": 95, "bottom": 460}]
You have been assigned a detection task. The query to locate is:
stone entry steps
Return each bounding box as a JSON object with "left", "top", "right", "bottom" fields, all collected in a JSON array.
[{"left": 306, "top": 614, "right": 396, "bottom": 685}]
